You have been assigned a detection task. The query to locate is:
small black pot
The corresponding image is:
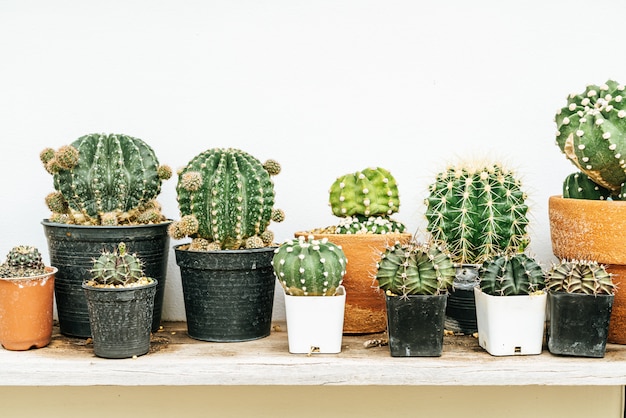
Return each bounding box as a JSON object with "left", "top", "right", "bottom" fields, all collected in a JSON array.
[
  {"left": 386, "top": 294, "right": 448, "bottom": 357},
  {"left": 174, "top": 245, "right": 276, "bottom": 342},
  {"left": 547, "top": 292, "right": 614, "bottom": 358},
  {"left": 82, "top": 280, "right": 157, "bottom": 359},
  {"left": 445, "top": 264, "right": 479, "bottom": 334}
]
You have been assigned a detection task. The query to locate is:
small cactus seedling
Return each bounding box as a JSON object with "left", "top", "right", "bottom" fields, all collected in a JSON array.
[
  {"left": 87, "top": 242, "right": 152, "bottom": 287},
  {"left": 0, "top": 246, "right": 47, "bottom": 278},
  {"left": 546, "top": 259, "right": 616, "bottom": 295},
  {"left": 272, "top": 235, "right": 347, "bottom": 296},
  {"left": 563, "top": 172, "right": 613, "bottom": 200},
  {"left": 479, "top": 253, "right": 545, "bottom": 296}
]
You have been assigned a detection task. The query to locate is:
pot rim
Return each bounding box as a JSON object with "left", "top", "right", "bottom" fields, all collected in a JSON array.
[
  {"left": 41, "top": 219, "right": 173, "bottom": 229},
  {"left": 173, "top": 243, "right": 277, "bottom": 254},
  {"left": 81, "top": 278, "right": 157, "bottom": 291}
]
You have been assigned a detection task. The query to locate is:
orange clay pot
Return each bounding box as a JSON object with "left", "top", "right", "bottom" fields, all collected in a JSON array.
[
  {"left": 295, "top": 232, "right": 412, "bottom": 334},
  {"left": 549, "top": 195, "right": 626, "bottom": 344},
  {"left": 0, "top": 267, "right": 56, "bottom": 350}
]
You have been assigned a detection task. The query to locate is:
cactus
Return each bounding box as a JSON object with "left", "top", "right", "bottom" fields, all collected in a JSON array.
[
  {"left": 375, "top": 241, "right": 456, "bottom": 297},
  {"left": 42, "top": 133, "right": 172, "bottom": 226},
  {"left": 555, "top": 80, "right": 626, "bottom": 198},
  {"left": 169, "top": 148, "right": 284, "bottom": 250},
  {"left": 335, "top": 215, "right": 406, "bottom": 234},
  {"left": 546, "top": 259, "right": 616, "bottom": 295},
  {"left": 272, "top": 235, "right": 347, "bottom": 296},
  {"left": 563, "top": 171, "right": 613, "bottom": 200},
  {"left": 479, "top": 253, "right": 545, "bottom": 296},
  {"left": 0, "top": 246, "right": 47, "bottom": 278},
  {"left": 424, "top": 163, "right": 530, "bottom": 264},
  {"left": 87, "top": 242, "right": 151, "bottom": 287}
]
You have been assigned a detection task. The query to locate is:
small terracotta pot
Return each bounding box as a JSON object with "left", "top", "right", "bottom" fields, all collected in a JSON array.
[
  {"left": 295, "top": 232, "right": 412, "bottom": 334},
  {"left": 0, "top": 266, "right": 56, "bottom": 350},
  {"left": 548, "top": 195, "right": 626, "bottom": 344}
]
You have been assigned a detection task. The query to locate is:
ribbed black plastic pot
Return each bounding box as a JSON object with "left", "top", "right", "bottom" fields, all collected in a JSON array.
[
  {"left": 42, "top": 220, "right": 171, "bottom": 338},
  {"left": 547, "top": 292, "right": 614, "bottom": 358},
  {"left": 444, "top": 264, "right": 480, "bottom": 334},
  {"left": 174, "top": 245, "right": 276, "bottom": 342},
  {"left": 386, "top": 294, "right": 448, "bottom": 357},
  {"left": 82, "top": 280, "right": 157, "bottom": 359}
]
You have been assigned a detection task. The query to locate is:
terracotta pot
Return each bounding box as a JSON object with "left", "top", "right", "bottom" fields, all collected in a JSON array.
[
  {"left": 548, "top": 195, "right": 626, "bottom": 344},
  {"left": 295, "top": 232, "right": 412, "bottom": 334},
  {"left": 0, "top": 266, "right": 56, "bottom": 350}
]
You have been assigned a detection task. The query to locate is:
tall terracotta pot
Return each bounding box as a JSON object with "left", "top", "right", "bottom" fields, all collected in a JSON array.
[
  {"left": 295, "top": 232, "right": 412, "bottom": 334},
  {"left": 548, "top": 195, "right": 626, "bottom": 344}
]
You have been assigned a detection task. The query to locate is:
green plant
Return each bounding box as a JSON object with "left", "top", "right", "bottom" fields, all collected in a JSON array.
[
  {"left": 563, "top": 172, "right": 613, "bottom": 200},
  {"left": 479, "top": 253, "right": 545, "bottom": 296},
  {"left": 0, "top": 246, "right": 46, "bottom": 278},
  {"left": 168, "top": 148, "right": 284, "bottom": 250},
  {"left": 375, "top": 241, "right": 456, "bottom": 297},
  {"left": 272, "top": 235, "right": 347, "bottom": 296},
  {"left": 41, "top": 133, "right": 172, "bottom": 225},
  {"left": 546, "top": 259, "right": 616, "bottom": 295},
  {"left": 555, "top": 80, "right": 626, "bottom": 200},
  {"left": 424, "top": 163, "right": 530, "bottom": 265},
  {"left": 86, "top": 242, "right": 151, "bottom": 287}
]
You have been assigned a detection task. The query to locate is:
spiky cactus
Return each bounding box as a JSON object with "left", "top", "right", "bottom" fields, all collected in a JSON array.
[
  {"left": 0, "top": 246, "right": 47, "bottom": 278},
  {"left": 546, "top": 259, "right": 616, "bottom": 295},
  {"left": 169, "top": 148, "right": 284, "bottom": 250},
  {"left": 479, "top": 253, "right": 545, "bottom": 296},
  {"left": 563, "top": 172, "right": 613, "bottom": 200},
  {"left": 555, "top": 80, "right": 626, "bottom": 199},
  {"left": 424, "top": 163, "right": 530, "bottom": 264},
  {"left": 376, "top": 241, "right": 456, "bottom": 297},
  {"left": 272, "top": 235, "right": 347, "bottom": 296},
  {"left": 87, "top": 242, "right": 150, "bottom": 287},
  {"left": 41, "top": 133, "right": 172, "bottom": 225}
]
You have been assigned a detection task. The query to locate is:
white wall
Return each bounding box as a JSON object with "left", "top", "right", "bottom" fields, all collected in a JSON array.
[{"left": 1, "top": 0, "right": 624, "bottom": 322}]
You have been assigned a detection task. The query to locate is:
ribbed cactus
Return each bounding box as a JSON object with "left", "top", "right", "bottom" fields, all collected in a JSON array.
[
  {"left": 335, "top": 215, "right": 406, "bottom": 234},
  {"left": 376, "top": 242, "right": 456, "bottom": 297},
  {"left": 479, "top": 253, "right": 545, "bottom": 296},
  {"left": 272, "top": 235, "right": 347, "bottom": 296},
  {"left": 555, "top": 80, "right": 626, "bottom": 199},
  {"left": 425, "top": 163, "right": 530, "bottom": 264},
  {"left": 41, "top": 133, "right": 172, "bottom": 225},
  {"left": 0, "top": 246, "right": 47, "bottom": 278},
  {"left": 563, "top": 171, "right": 613, "bottom": 200},
  {"left": 169, "top": 148, "right": 284, "bottom": 250},
  {"left": 546, "top": 259, "right": 616, "bottom": 295},
  {"left": 88, "top": 242, "right": 150, "bottom": 287}
]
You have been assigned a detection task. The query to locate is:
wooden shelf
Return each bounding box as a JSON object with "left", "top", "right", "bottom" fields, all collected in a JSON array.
[{"left": 2, "top": 321, "right": 626, "bottom": 387}]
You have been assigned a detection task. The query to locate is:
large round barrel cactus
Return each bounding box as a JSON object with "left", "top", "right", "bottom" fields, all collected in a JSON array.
[
  {"left": 425, "top": 163, "right": 530, "bottom": 264},
  {"left": 170, "top": 148, "right": 284, "bottom": 250},
  {"left": 555, "top": 80, "right": 626, "bottom": 198},
  {"left": 41, "top": 133, "right": 171, "bottom": 225},
  {"left": 480, "top": 253, "right": 545, "bottom": 296},
  {"left": 272, "top": 235, "right": 347, "bottom": 296}
]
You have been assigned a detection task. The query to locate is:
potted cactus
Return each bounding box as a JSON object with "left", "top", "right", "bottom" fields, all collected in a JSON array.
[
  {"left": 545, "top": 259, "right": 616, "bottom": 358},
  {"left": 0, "top": 246, "right": 57, "bottom": 351},
  {"left": 296, "top": 167, "right": 412, "bottom": 334},
  {"left": 40, "top": 133, "right": 172, "bottom": 338},
  {"left": 375, "top": 241, "right": 456, "bottom": 357},
  {"left": 82, "top": 242, "right": 157, "bottom": 359},
  {"left": 424, "top": 162, "right": 530, "bottom": 335},
  {"left": 272, "top": 235, "right": 347, "bottom": 354},
  {"left": 549, "top": 80, "right": 626, "bottom": 344},
  {"left": 168, "top": 147, "right": 284, "bottom": 342},
  {"left": 474, "top": 253, "right": 546, "bottom": 356}
]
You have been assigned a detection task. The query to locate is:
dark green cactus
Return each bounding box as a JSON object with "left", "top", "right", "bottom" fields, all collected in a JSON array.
[
  {"left": 335, "top": 215, "right": 406, "bottom": 234},
  {"left": 375, "top": 241, "right": 456, "bottom": 297},
  {"left": 42, "top": 133, "right": 171, "bottom": 225},
  {"left": 425, "top": 163, "right": 530, "bottom": 264},
  {"left": 546, "top": 259, "right": 615, "bottom": 295},
  {"left": 563, "top": 172, "right": 613, "bottom": 200},
  {"left": 272, "top": 235, "right": 347, "bottom": 296},
  {"left": 170, "top": 148, "right": 284, "bottom": 250},
  {"left": 0, "top": 246, "right": 47, "bottom": 278},
  {"left": 329, "top": 167, "right": 400, "bottom": 217},
  {"left": 555, "top": 80, "right": 626, "bottom": 198},
  {"left": 479, "top": 253, "right": 545, "bottom": 296},
  {"left": 88, "top": 242, "right": 150, "bottom": 287}
]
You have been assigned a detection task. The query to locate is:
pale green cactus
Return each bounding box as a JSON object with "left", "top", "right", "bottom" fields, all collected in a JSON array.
[{"left": 546, "top": 259, "right": 615, "bottom": 295}]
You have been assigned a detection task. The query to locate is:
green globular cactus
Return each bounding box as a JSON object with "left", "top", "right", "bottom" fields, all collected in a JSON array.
[
  {"left": 335, "top": 215, "right": 406, "bottom": 234},
  {"left": 0, "top": 246, "right": 47, "bottom": 278},
  {"left": 88, "top": 242, "right": 150, "bottom": 287},
  {"left": 170, "top": 148, "right": 284, "bottom": 250},
  {"left": 425, "top": 163, "right": 530, "bottom": 265},
  {"left": 376, "top": 241, "right": 456, "bottom": 297},
  {"left": 329, "top": 167, "right": 400, "bottom": 217},
  {"left": 479, "top": 253, "right": 545, "bottom": 296},
  {"left": 42, "top": 133, "right": 172, "bottom": 225},
  {"left": 272, "top": 235, "right": 347, "bottom": 296},
  {"left": 563, "top": 171, "right": 613, "bottom": 200},
  {"left": 546, "top": 259, "right": 616, "bottom": 295},
  {"left": 555, "top": 80, "right": 626, "bottom": 198}
]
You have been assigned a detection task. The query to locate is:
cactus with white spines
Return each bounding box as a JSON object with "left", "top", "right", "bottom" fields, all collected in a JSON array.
[
  {"left": 546, "top": 259, "right": 616, "bottom": 295},
  {"left": 0, "top": 246, "right": 47, "bottom": 278},
  {"left": 87, "top": 242, "right": 151, "bottom": 287}
]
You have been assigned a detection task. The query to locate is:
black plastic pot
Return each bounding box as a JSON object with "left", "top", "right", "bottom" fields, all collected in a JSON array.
[
  {"left": 82, "top": 280, "right": 157, "bottom": 359},
  {"left": 42, "top": 220, "right": 171, "bottom": 338},
  {"left": 385, "top": 293, "right": 448, "bottom": 357},
  {"left": 444, "top": 264, "right": 479, "bottom": 334},
  {"left": 547, "top": 292, "right": 614, "bottom": 358},
  {"left": 174, "top": 245, "right": 276, "bottom": 342}
]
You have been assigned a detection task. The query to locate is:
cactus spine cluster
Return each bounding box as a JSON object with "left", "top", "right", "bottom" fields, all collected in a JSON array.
[
  {"left": 41, "top": 133, "right": 172, "bottom": 225},
  {"left": 555, "top": 80, "right": 626, "bottom": 199},
  {"left": 375, "top": 241, "right": 456, "bottom": 297},
  {"left": 0, "top": 246, "right": 47, "bottom": 278},
  {"left": 425, "top": 163, "right": 530, "bottom": 264},
  {"left": 87, "top": 242, "right": 151, "bottom": 287},
  {"left": 479, "top": 253, "right": 545, "bottom": 296},
  {"left": 546, "top": 259, "right": 616, "bottom": 295},
  {"left": 272, "top": 235, "right": 347, "bottom": 296},
  {"left": 169, "top": 148, "right": 284, "bottom": 250}
]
